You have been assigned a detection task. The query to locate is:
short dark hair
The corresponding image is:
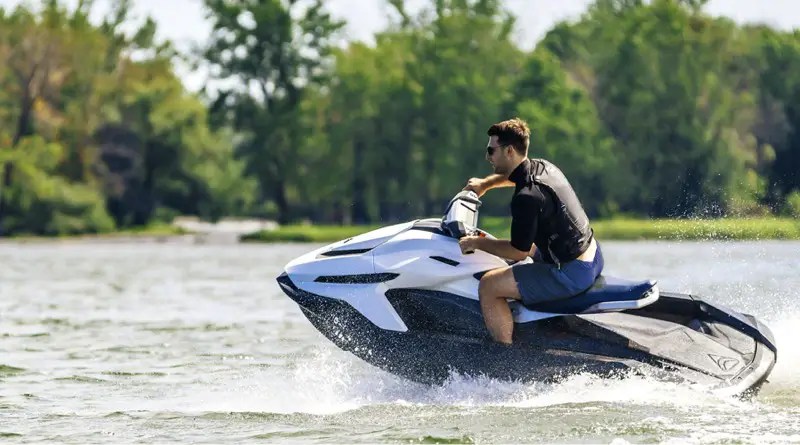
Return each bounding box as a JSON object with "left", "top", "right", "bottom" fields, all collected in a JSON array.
[{"left": 487, "top": 118, "right": 530, "bottom": 155}]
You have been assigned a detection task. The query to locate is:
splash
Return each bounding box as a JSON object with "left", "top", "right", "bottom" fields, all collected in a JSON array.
[
  {"left": 765, "top": 313, "right": 800, "bottom": 383},
  {"left": 757, "top": 311, "right": 800, "bottom": 406},
  {"left": 158, "top": 308, "right": 800, "bottom": 417},
  {"left": 243, "top": 346, "right": 764, "bottom": 416},
  {"left": 255, "top": 310, "right": 800, "bottom": 415},
  {"left": 180, "top": 347, "right": 374, "bottom": 415}
]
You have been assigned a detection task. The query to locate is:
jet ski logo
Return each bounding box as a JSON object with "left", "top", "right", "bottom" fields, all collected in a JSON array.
[{"left": 708, "top": 354, "right": 739, "bottom": 371}]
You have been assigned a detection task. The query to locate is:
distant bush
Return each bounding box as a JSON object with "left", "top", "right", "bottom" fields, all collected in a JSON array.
[
  {"left": 4, "top": 138, "right": 115, "bottom": 235},
  {"left": 785, "top": 191, "right": 800, "bottom": 218}
]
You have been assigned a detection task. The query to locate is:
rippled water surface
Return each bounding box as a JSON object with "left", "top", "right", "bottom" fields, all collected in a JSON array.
[{"left": 1, "top": 240, "right": 799, "bottom": 443}]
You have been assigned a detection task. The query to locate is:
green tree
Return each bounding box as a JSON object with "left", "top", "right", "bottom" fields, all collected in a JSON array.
[
  {"left": 95, "top": 60, "right": 255, "bottom": 225},
  {"left": 760, "top": 30, "right": 800, "bottom": 208},
  {"left": 509, "top": 49, "right": 620, "bottom": 216},
  {"left": 0, "top": 1, "right": 114, "bottom": 234},
  {"left": 322, "top": 30, "right": 421, "bottom": 223},
  {"left": 400, "top": 0, "right": 522, "bottom": 217},
  {"left": 0, "top": 0, "right": 252, "bottom": 234},
  {"left": 585, "top": 0, "right": 755, "bottom": 216},
  {"left": 202, "top": 0, "right": 344, "bottom": 223}
]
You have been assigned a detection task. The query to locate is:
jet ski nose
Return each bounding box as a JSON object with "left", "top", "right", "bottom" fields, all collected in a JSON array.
[
  {"left": 276, "top": 271, "right": 322, "bottom": 309},
  {"left": 276, "top": 272, "right": 298, "bottom": 296}
]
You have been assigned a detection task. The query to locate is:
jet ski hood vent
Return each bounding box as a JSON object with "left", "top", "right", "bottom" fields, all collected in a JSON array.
[{"left": 320, "top": 222, "right": 414, "bottom": 256}]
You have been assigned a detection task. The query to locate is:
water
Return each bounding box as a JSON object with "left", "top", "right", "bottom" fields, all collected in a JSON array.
[{"left": 1, "top": 240, "right": 799, "bottom": 443}]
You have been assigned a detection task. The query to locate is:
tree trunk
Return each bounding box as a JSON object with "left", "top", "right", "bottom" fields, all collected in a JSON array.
[
  {"left": 274, "top": 178, "right": 290, "bottom": 225},
  {"left": 398, "top": 116, "right": 414, "bottom": 220},
  {"left": 351, "top": 139, "right": 369, "bottom": 224},
  {"left": 423, "top": 130, "right": 438, "bottom": 216},
  {"left": 0, "top": 96, "right": 34, "bottom": 235},
  {"left": 0, "top": 163, "right": 12, "bottom": 236}
]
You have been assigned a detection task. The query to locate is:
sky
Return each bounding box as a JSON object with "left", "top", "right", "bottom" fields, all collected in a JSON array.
[{"left": 2, "top": 0, "right": 800, "bottom": 90}]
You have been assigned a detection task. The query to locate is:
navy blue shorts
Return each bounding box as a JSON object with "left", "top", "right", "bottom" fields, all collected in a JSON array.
[{"left": 512, "top": 243, "right": 604, "bottom": 306}]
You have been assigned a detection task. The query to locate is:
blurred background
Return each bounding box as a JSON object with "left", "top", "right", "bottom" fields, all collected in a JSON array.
[{"left": 1, "top": 0, "right": 799, "bottom": 237}]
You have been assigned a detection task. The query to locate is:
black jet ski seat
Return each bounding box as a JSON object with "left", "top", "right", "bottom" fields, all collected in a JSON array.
[{"left": 524, "top": 276, "right": 659, "bottom": 314}]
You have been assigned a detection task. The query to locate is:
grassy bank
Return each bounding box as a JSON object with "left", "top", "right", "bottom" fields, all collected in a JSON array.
[
  {"left": 242, "top": 217, "right": 800, "bottom": 243},
  {"left": 591, "top": 217, "right": 800, "bottom": 240},
  {"left": 240, "top": 224, "right": 383, "bottom": 242}
]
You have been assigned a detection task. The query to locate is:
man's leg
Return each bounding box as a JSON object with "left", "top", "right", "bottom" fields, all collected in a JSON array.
[{"left": 478, "top": 266, "right": 521, "bottom": 344}]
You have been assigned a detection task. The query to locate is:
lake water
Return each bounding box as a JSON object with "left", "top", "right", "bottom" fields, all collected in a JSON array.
[{"left": 1, "top": 240, "right": 799, "bottom": 443}]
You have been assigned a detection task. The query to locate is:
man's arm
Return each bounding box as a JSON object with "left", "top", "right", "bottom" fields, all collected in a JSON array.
[
  {"left": 463, "top": 174, "right": 514, "bottom": 197},
  {"left": 458, "top": 236, "right": 531, "bottom": 262}
]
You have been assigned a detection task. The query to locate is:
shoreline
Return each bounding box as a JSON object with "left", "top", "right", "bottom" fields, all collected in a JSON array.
[
  {"left": 3, "top": 217, "right": 798, "bottom": 243},
  {"left": 242, "top": 217, "right": 800, "bottom": 243}
]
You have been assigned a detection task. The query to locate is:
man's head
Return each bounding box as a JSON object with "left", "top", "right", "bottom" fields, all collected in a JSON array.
[{"left": 486, "top": 118, "right": 530, "bottom": 175}]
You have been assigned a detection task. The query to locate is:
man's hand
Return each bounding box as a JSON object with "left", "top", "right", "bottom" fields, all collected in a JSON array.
[
  {"left": 462, "top": 177, "right": 487, "bottom": 197},
  {"left": 460, "top": 237, "right": 530, "bottom": 261},
  {"left": 458, "top": 235, "right": 483, "bottom": 254},
  {"left": 463, "top": 174, "right": 514, "bottom": 197}
]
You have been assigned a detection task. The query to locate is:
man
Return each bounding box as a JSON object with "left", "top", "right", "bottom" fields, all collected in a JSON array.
[{"left": 459, "top": 118, "right": 604, "bottom": 345}]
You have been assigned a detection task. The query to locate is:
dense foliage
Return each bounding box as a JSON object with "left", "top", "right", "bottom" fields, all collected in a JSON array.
[{"left": 1, "top": 0, "right": 799, "bottom": 234}]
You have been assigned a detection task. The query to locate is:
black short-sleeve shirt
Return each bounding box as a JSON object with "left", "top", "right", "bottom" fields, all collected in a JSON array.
[{"left": 508, "top": 159, "right": 553, "bottom": 254}]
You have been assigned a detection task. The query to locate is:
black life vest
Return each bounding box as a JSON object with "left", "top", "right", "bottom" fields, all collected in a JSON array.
[{"left": 528, "top": 159, "right": 593, "bottom": 265}]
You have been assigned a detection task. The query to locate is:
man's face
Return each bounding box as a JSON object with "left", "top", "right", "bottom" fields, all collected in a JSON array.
[{"left": 486, "top": 135, "right": 512, "bottom": 175}]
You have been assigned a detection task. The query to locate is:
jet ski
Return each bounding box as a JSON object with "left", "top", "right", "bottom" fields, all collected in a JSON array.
[{"left": 276, "top": 191, "right": 777, "bottom": 396}]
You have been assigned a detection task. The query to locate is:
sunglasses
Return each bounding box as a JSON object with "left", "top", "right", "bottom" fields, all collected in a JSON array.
[{"left": 486, "top": 144, "right": 508, "bottom": 156}]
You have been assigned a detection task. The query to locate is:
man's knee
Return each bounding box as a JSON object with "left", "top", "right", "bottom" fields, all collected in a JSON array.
[
  {"left": 478, "top": 277, "right": 496, "bottom": 301},
  {"left": 478, "top": 267, "right": 519, "bottom": 300}
]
